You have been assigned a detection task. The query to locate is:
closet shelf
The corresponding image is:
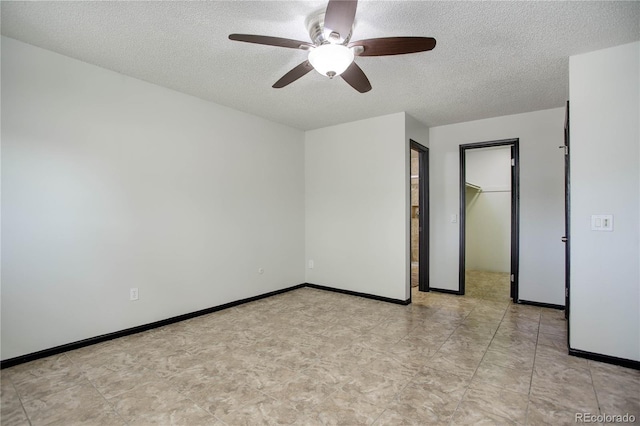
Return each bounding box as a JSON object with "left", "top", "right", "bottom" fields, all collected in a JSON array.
[{"left": 465, "top": 182, "right": 482, "bottom": 192}]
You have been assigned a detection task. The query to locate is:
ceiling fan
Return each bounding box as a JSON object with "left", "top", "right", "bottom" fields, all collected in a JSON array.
[{"left": 228, "top": 0, "right": 436, "bottom": 93}]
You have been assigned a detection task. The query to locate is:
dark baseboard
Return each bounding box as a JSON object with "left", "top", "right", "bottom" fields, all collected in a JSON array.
[
  {"left": 569, "top": 348, "right": 640, "bottom": 371},
  {"left": 429, "top": 287, "right": 462, "bottom": 295},
  {"left": 1, "top": 282, "right": 410, "bottom": 369},
  {"left": 305, "top": 283, "right": 411, "bottom": 305},
  {"left": 518, "top": 300, "right": 565, "bottom": 310},
  {"left": 0, "top": 283, "right": 306, "bottom": 369}
]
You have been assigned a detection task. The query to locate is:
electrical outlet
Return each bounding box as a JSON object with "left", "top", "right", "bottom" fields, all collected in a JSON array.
[
  {"left": 308, "top": 260, "right": 314, "bottom": 269},
  {"left": 130, "top": 288, "right": 139, "bottom": 301}
]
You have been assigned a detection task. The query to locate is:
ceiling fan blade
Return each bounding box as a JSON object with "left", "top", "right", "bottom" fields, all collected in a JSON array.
[
  {"left": 229, "top": 34, "right": 313, "bottom": 50},
  {"left": 273, "top": 61, "right": 314, "bottom": 88},
  {"left": 324, "top": 0, "right": 358, "bottom": 42},
  {"left": 349, "top": 37, "right": 436, "bottom": 56},
  {"left": 340, "top": 62, "right": 371, "bottom": 93}
]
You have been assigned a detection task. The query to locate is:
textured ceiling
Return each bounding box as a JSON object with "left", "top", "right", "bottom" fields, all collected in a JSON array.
[{"left": 2, "top": 1, "right": 639, "bottom": 130}]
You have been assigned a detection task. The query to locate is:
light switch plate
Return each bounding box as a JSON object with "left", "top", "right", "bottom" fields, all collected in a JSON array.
[{"left": 591, "top": 215, "right": 613, "bottom": 231}]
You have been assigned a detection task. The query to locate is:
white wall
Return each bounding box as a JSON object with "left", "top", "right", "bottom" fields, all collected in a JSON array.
[
  {"left": 466, "top": 147, "right": 512, "bottom": 192},
  {"left": 1, "top": 37, "right": 306, "bottom": 360},
  {"left": 465, "top": 147, "right": 512, "bottom": 273},
  {"left": 429, "top": 108, "right": 565, "bottom": 305},
  {"left": 405, "top": 114, "right": 429, "bottom": 149},
  {"left": 569, "top": 42, "right": 640, "bottom": 362},
  {"left": 305, "top": 112, "right": 411, "bottom": 301}
]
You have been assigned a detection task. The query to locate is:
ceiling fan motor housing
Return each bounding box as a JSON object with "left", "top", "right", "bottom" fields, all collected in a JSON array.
[{"left": 306, "top": 12, "right": 354, "bottom": 46}]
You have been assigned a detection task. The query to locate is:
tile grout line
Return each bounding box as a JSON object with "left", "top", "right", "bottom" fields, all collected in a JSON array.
[
  {"left": 440, "top": 304, "right": 481, "bottom": 426},
  {"left": 424, "top": 314, "right": 473, "bottom": 426},
  {"left": 587, "top": 361, "right": 603, "bottom": 416},
  {"left": 7, "top": 373, "right": 34, "bottom": 426},
  {"left": 11, "top": 352, "right": 128, "bottom": 426},
  {"left": 448, "top": 299, "right": 519, "bottom": 424},
  {"left": 344, "top": 292, "right": 471, "bottom": 425},
  {"left": 65, "top": 352, "right": 132, "bottom": 426},
  {"left": 523, "top": 308, "right": 542, "bottom": 425},
  {"left": 369, "top": 305, "right": 466, "bottom": 426}
]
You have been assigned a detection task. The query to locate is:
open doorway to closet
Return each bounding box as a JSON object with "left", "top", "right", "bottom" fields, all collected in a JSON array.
[
  {"left": 410, "top": 140, "right": 429, "bottom": 292},
  {"left": 459, "top": 139, "right": 519, "bottom": 303}
]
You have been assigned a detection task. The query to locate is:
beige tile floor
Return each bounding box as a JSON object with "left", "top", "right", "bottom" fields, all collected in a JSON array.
[
  {"left": 2, "top": 285, "right": 639, "bottom": 425},
  {"left": 465, "top": 270, "right": 511, "bottom": 303},
  {"left": 411, "top": 263, "right": 418, "bottom": 288}
]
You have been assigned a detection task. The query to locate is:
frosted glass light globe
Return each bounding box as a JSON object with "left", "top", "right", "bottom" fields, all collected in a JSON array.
[{"left": 308, "top": 44, "right": 354, "bottom": 78}]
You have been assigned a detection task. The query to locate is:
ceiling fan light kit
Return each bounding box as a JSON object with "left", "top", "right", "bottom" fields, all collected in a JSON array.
[
  {"left": 228, "top": 0, "right": 436, "bottom": 93},
  {"left": 308, "top": 44, "right": 354, "bottom": 78}
]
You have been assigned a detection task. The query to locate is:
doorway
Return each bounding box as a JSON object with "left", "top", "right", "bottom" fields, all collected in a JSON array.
[
  {"left": 459, "top": 139, "right": 519, "bottom": 303},
  {"left": 410, "top": 140, "right": 429, "bottom": 292}
]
